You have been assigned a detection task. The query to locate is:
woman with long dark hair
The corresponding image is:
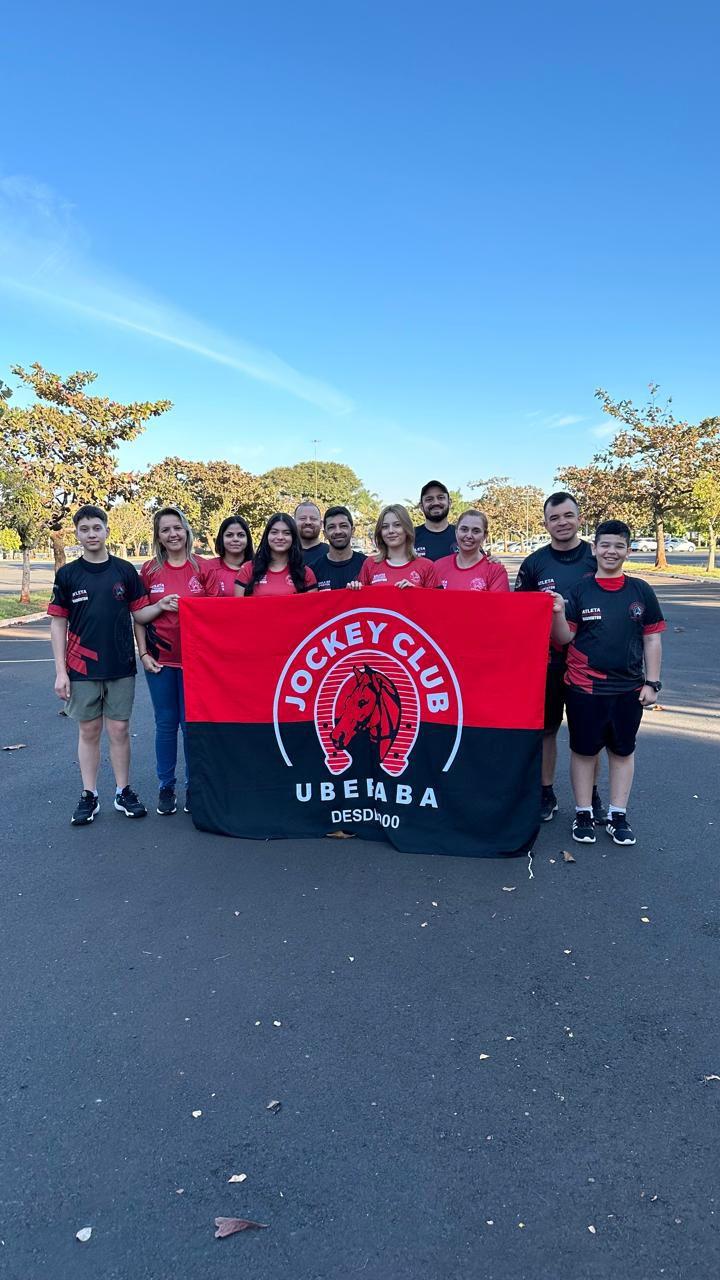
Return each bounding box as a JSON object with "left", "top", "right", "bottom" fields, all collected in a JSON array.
[
  {"left": 210, "top": 515, "right": 254, "bottom": 595},
  {"left": 234, "top": 513, "right": 317, "bottom": 597},
  {"left": 135, "top": 506, "right": 219, "bottom": 815}
]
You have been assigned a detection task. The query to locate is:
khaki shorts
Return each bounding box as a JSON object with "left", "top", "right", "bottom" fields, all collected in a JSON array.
[{"left": 66, "top": 676, "right": 136, "bottom": 722}]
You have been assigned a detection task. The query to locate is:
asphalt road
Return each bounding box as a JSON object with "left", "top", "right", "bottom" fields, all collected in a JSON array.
[{"left": 1, "top": 576, "right": 718, "bottom": 1280}]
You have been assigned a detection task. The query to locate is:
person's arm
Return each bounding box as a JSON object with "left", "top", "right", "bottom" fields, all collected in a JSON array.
[
  {"left": 304, "top": 567, "right": 318, "bottom": 593},
  {"left": 549, "top": 592, "right": 574, "bottom": 646},
  {"left": 132, "top": 597, "right": 178, "bottom": 624},
  {"left": 639, "top": 632, "right": 663, "bottom": 705},
  {"left": 488, "top": 563, "right": 510, "bottom": 592},
  {"left": 133, "top": 620, "right": 162, "bottom": 674},
  {"left": 49, "top": 616, "right": 71, "bottom": 700},
  {"left": 513, "top": 557, "right": 534, "bottom": 592}
]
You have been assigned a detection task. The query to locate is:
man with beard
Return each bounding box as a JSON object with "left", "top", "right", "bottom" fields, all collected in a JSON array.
[
  {"left": 413, "top": 480, "right": 458, "bottom": 561},
  {"left": 515, "top": 490, "right": 604, "bottom": 825},
  {"left": 313, "top": 506, "right": 367, "bottom": 589},
  {"left": 294, "top": 501, "right": 327, "bottom": 569}
]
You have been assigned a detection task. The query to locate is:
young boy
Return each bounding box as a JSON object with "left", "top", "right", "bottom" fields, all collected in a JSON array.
[
  {"left": 48, "top": 505, "right": 177, "bottom": 825},
  {"left": 550, "top": 520, "right": 665, "bottom": 846}
]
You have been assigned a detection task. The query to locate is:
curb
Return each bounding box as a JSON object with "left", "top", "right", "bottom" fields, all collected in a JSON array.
[{"left": 0, "top": 610, "right": 49, "bottom": 629}]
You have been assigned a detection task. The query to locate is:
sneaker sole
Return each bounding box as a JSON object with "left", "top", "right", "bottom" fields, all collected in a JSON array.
[
  {"left": 156, "top": 806, "right": 177, "bottom": 815},
  {"left": 114, "top": 801, "right": 148, "bottom": 817},
  {"left": 572, "top": 830, "right": 596, "bottom": 844},
  {"left": 71, "top": 805, "right": 99, "bottom": 825},
  {"left": 541, "top": 805, "right": 558, "bottom": 822}
]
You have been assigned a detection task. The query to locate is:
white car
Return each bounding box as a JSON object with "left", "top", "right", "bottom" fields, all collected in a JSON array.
[
  {"left": 631, "top": 537, "right": 657, "bottom": 553},
  {"left": 666, "top": 537, "right": 696, "bottom": 552}
]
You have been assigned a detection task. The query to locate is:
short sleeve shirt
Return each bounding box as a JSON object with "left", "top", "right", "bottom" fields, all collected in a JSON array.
[
  {"left": 302, "top": 543, "right": 328, "bottom": 569},
  {"left": 139, "top": 557, "right": 220, "bottom": 666},
  {"left": 313, "top": 551, "right": 367, "bottom": 590},
  {"left": 236, "top": 562, "right": 317, "bottom": 597},
  {"left": 413, "top": 524, "right": 457, "bottom": 561},
  {"left": 359, "top": 557, "right": 438, "bottom": 588},
  {"left": 515, "top": 541, "right": 597, "bottom": 666},
  {"left": 564, "top": 575, "right": 666, "bottom": 694},
  {"left": 47, "top": 555, "right": 149, "bottom": 681},
  {"left": 208, "top": 556, "right": 246, "bottom": 596},
  {"left": 435, "top": 554, "right": 510, "bottom": 592}
]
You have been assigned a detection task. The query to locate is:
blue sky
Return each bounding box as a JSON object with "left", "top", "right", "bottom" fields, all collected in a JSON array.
[{"left": 1, "top": 1, "right": 718, "bottom": 503}]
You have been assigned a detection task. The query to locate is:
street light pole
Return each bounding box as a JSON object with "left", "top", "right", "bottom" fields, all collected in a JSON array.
[{"left": 311, "top": 438, "right": 320, "bottom": 502}]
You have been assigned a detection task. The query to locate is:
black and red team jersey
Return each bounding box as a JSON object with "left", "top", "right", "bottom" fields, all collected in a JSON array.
[
  {"left": 47, "top": 556, "right": 149, "bottom": 681},
  {"left": 564, "top": 574, "right": 666, "bottom": 695},
  {"left": 515, "top": 541, "right": 597, "bottom": 667}
]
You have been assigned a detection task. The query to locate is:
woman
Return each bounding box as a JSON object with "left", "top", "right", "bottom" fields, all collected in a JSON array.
[
  {"left": 135, "top": 506, "right": 219, "bottom": 816},
  {"left": 210, "top": 514, "right": 254, "bottom": 595},
  {"left": 435, "top": 509, "right": 510, "bottom": 591},
  {"left": 234, "top": 513, "right": 317, "bottom": 597},
  {"left": 354, "top": 504, "right": 438, "bottom": 588}
]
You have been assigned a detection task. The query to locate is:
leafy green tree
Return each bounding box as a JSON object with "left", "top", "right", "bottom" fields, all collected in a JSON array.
[
  {"left": 692, "top": 462, "right": 720, "bottom": 571},
  {"left": 469, "top": 476, "right": 544, "bottom": 547},
  {"left": 261, "top": 460, "right": 380, "bottom": 523},
  {"left": 595, "top": 385, "right": 720, "bottom": 570},
  {"left": 108, "top": 500, "right": 151, "bottom": 559},
  {"left": 138, "top": 457, "right": 277, "bottom": 543},
  {"left": 0, "top": 527, "right": 21, "bottom": 553},
  {"left": 554, "top": 462, "right": 648, "bottom": 534},
  {"left": 0, "top": 465, "right": 47, "bottom": 602},
  {"left": 0, "top": 364, "right": 171, "bottom": 569}
]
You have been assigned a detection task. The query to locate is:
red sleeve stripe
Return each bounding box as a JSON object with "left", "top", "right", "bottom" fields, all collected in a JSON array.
[
  {"left": 47, "top": 604, "right": 69, "bottom": 618},
  {"left": 130, "top": 595, "right": 151, "bottom": 612},
  {"left": 643, "top": 621, "right": 666, "bottom": 634}
]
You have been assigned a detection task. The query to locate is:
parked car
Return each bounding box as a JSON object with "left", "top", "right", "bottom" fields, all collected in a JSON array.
[
  {"left": 631, "top": 537, "right": 657, "bottom": 553},
  {"left": 665, "top": 537, "right": 696, "bottom": 552}
]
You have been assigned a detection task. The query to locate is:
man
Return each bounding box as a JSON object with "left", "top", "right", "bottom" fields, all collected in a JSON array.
[
  {"left": 48, "top": 505, "right": 175, "bottom": 826},
  {"left": 550, "top": 520, "right": 665, "bottom": 847},
  {"left": 313, "top": 506, "right": 367, "bottom": 589},
  {"left": 294, "top": 501, "right": 327, "bottom": 568},
  {"left": 413, "top": 481, "right": 458, "bottom": 561},
  {"left": 515, "top": 491, "right": 603, "bottom": 823}
]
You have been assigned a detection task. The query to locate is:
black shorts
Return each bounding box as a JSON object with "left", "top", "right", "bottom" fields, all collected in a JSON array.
[
  {"left": 565, "top": 685, "right": 643, "bottom": 757},
  {"left": 544, "top": 664, "right": 567, "bottom": 734}
]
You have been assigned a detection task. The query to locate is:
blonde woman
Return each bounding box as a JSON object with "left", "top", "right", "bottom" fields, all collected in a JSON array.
[
  {"left": 355, "top": 504, "right": 438, "bottom": 589},
  {"left": 135, "top": 506, "right": 219, "bottom": 815},
  {"left": 435, "top": 510, "right": 510, "bottom": 591}
]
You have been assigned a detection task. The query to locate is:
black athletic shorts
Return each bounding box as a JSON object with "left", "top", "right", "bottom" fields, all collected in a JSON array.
[
  {"left": 565, "top": 685, "right": 644, "bottom": 757},
  {"left": 544, "top": 664, "right": 567, "bottom": 734}
]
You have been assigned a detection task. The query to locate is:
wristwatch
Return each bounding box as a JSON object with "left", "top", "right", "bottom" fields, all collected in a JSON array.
[{"left": 645, "top": 680, "right": 662, "bottom": 692}]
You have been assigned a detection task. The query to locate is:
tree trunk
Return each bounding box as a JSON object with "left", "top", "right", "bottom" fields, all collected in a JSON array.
[
  {"left": 707, "top": 525, "right": 716, "bottom": 572},
  {"left": 654, "top": 516, "right": 668, "bottom": 570},
  {"left": 20, "top": 548, "right": 31, "bottom": 604},
  {"left": 51, "top": 530, "right": 66, "bottom": 570}
]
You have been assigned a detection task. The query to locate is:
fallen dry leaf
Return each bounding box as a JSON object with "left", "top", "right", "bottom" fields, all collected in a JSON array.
[
  {"left": 562, "top": 849, "right": 576, "bottom": 863},
  {"left": 228, "top": 1174, "right": 247, "bottom": 1183},
  {"left": 502, "top": 886, "right": 516, "bottom": 893},
  {"left": 325, "top": 830, "right": 355, "bottom": 838},
  {"left": 266, "top": 1100, "right": 281, "bottom": 1113},
  {"left": 214, "top": 1217, "right": 268, "bottom": 1238},
  {"left": 2, "top": 743, "right": 27, "bottom": 751},
  {"left": 76, "top": 1227, "right": 92, "bottom": 1243}
]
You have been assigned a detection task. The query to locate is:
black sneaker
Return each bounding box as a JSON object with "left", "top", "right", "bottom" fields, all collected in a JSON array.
[
  {"left": 183, "top": 789, "right": 191, "bottom": 814},
  {"left": 114, "top": 786, "right": 148, "bottom": 818},
  {"left": 572, "top": 810, "right": 596, "bottom": 843},
  {"left": 157, "top": 786, "right": 177, "bottom": 816},
  {"left": 540, "top": 785, "right": 558, "bottom": 822},
  {"left": 592, "top": 787, "right": 607, "bottom": 825},
  {"left": 71, "top": 790, "right": 99, "bottom": 826},
  {"left": 606, "top": 811, "right": 636, "bottom": 846}
]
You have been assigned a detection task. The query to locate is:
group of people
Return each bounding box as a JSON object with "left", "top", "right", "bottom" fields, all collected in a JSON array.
[{"left": 48, "top": 480, "right": 665, "bottom": 850}]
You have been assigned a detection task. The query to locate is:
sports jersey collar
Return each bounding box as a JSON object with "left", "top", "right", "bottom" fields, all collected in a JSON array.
[{"left": 595, "top": 574, "right": 626, "bottom": 590}]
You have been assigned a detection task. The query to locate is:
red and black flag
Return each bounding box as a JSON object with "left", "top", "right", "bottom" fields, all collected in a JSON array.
[{"left": 181, "top": 587, "right": 552, "bottom": 857}]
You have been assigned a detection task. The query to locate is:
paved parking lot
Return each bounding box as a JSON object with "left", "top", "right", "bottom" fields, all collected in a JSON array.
[{"left": 1, "top": 575, "right": 718, "bottom": 1279}]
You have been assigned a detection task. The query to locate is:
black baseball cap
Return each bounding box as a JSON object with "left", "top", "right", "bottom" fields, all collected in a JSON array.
[{"left": 420, "top": 480, "right": 449, "bottom": 501}]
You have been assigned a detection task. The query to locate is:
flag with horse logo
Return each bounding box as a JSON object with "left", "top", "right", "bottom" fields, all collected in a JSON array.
[{"left": 181, "top": 587, "right": 552, "bottom": 857}]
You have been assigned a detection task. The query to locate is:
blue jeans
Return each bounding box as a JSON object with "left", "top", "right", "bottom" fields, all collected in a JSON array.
[{"left": 145, "top": 666, "right": 188, "bottom": 789}]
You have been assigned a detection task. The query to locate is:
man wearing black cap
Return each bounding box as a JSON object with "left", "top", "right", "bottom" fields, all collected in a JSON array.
[{"left": 414, "top": 481, "right": 458, "bottom": 561}]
